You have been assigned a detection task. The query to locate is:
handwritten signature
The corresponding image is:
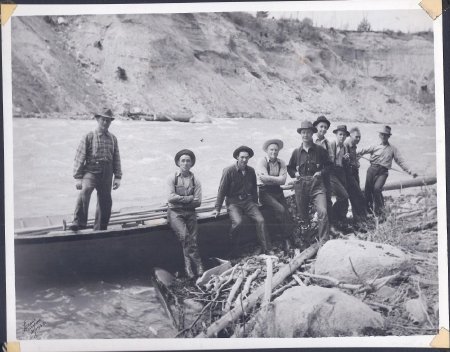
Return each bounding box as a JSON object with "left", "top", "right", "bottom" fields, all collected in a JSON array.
[{"left": 22, "top": 319, "right": 47, "bottom": 339}]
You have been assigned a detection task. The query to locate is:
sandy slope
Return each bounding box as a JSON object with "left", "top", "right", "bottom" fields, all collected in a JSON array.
[{"left": 11, "top": 13, "right": 434, "bottom": 125}]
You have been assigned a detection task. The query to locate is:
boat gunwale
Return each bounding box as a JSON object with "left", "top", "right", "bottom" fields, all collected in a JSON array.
[{"left": 14, "top": 212, "right": 229, "bottom": 244}]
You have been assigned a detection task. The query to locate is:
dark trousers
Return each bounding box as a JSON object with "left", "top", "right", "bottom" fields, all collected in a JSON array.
[
  {"left": 293, "top": 176, "right": 329, "bottom": 240},
  {"left": 330, "top": 167, "right": 349, "bottom": 223},
  {"left": 322, "top": 172, "right": 333, "bottom": 225},
  {"left": 346, "top": 167, "right": 367, "bottom": 222},
  {"left": 365, "top": 164, "right": 389, "bottom": 216},
  {"left": 73, "top": 163, "right": 113, "bottom": 230},
  {"left": 167, "top": 208, "right": 202, "bottom": 275},
  {"left": 259, "top": 187, "right": 294, "bottom": 239},
  {"left": 227, "top": 199, "right": 271, "bottom": 252}
]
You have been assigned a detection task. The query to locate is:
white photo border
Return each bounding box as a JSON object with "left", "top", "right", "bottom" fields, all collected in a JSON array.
[{"left": 3, "top": 1, "right": 448, "bottom": 350}]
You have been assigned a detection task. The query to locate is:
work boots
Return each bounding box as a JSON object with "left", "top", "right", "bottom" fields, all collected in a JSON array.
[{"left": 184, "top": 255, "right": 195, "bottom": 279}]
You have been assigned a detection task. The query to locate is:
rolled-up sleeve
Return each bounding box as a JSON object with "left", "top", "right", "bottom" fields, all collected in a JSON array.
[{"left": 393, "top": 146, "right": 412, "bottom": 174}]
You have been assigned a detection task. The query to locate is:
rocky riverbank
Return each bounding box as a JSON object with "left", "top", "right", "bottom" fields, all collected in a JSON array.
[
  {"left": 12, "top": 13, "right": 434, "bottom": 125},
  {"left": 165, "top": 186, "right": 439, "bottom": 338}
]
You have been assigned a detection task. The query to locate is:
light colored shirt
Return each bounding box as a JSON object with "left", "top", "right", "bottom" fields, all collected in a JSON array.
[
  {"left": 167, "top": 171, "right": 202, "bottom": 209},
  {"left": 328, "top": 140, "right": 348, "bottom": 167},
  {"left": 313, "top": 134, "right": 330, "bottom": 152},
  {"left": 357, "top": 143, "right": 412, "bottom": 173},
  {"left": 256, "top": 156, "right": 287, "bottom": 186}
]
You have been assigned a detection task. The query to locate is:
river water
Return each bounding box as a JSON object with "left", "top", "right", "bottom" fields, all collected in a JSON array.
[{"left": 12, "top": 118, "right": 436, "bottom": 339}]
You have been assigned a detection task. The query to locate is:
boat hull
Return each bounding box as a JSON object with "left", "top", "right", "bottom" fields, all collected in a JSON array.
[{"left": 14, "top": 214, "right": 258, "bottom": 282}]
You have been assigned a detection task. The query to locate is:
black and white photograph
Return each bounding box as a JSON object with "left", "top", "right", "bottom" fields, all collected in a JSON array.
[{"left": 2, "top": 1, "right": 449, "bottom": 350}]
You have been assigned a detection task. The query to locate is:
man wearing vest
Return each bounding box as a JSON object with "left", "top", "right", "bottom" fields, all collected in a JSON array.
[
  {"left": 70, "top": 108, "right": 122, "bottom": 231},
  {"left": 213, "top": 146, "right": 272, "bottom": 256},
  {"left": 256, "top": 139, "right": 294, "bottom": 251},
  {"left": 358, "top": 126, "right": 417, "bottom": 219},
  {"left": 328, "top": 125, "right": 351, "bottom": 228},
  {"left": 287, "top": 121, "right": 331, "bottom": 241},
  {"left": 167, "top": 149, "right": 204, "bottom": 278}
]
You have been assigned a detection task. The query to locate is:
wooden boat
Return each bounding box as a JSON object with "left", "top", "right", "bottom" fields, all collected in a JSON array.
[{"left": 14, "top": 176, "right": 436, "bottom": 281}]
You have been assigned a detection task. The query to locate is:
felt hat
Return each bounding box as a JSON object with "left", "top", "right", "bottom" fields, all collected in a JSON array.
[
  {"left": 263, "top": 139, "right": 284, "bottom": 152},
  {"left": 333, "top": 125, "right": 350, "bottom": 136},
  {"left": 296, "top": 121, "right": 317, "bottom": 134},
  {"left": 94, "top": 108, "right": 115, "bottom": 121},
  {"left": 233, "top": 145, "right": 254, "bottom": 159},
  {"left": 313, "top": 115, "right": 331, "bottom": 128},
  {"left": 175, "top": 149, "right": 196, "bottom": 167},
  {"left": 379, "top": 125, "right": 392, "bottom": 135}
]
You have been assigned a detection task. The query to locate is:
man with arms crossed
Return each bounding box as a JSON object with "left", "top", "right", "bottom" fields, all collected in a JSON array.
[{"left": 256, "top": 139, "right": 294, "bottom": 251}]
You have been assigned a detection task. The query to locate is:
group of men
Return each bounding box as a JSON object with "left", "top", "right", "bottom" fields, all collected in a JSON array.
[
  {"left": 69, "top": 109, "right": 417, "bottom": 277},
  {"left": 212, "top": 115, "right": 417, "bottom": 256}
]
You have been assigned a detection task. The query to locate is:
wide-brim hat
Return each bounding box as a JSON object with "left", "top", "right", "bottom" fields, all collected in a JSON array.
[
  {"left": 94, "top": 108, "right": 115, "bottom": 121},
  {"left": 313, "top": 115, "right": 331, "bottom": 128},
  {"left": 379, "top": 125, "right": 392, "bottom": 135},
  {"left": 333, "top": 124, "right": 350, "bottom": 136},
  {"left": 233, "top": 145, "right": 254, "bottom": 159},
  {"left": 175, "top": 149, "right": 196, "bottom": 167},
  {"left": 263, "top": 139, "right": 284, "bottom": 152},
  {"left": 297, "top": 121, "right": 317, "bottom": 134}
]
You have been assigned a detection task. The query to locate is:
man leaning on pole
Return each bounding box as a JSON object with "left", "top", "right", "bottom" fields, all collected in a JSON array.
[{"left": 358, "top": 125, "right": 417, "bottom": 220}]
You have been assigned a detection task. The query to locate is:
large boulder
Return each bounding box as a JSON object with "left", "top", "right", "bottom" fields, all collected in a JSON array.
[
  {"left": 314, "top": 239, "right": 411, "bottom": 284},
  {"left": 251, "top": 286, "right": 384, "bottom": 337}
]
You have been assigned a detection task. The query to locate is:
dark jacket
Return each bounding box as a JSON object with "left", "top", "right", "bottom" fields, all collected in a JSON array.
[{"left": 215, "top": 163, "right": 258, "bottom": 211}]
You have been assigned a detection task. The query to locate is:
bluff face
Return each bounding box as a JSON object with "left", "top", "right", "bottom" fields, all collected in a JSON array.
[{"left": 12, "top": 13, "right": 434, "bottom": 124}]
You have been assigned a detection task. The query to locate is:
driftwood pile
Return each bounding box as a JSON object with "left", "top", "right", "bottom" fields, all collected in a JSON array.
[{"left": 171, "top": 187, "right": 439, "bottom": 338}]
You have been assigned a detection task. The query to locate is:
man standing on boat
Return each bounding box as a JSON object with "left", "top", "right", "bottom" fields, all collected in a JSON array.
[
  {"left": 344, "top": 127, "right": 367, "bottom": 227},
  {"left": 256, "top": 139, "right": 294, "bottom": 251},
  {"left": 287, "top": 121, "right": 331, "bottom": 241},
  {"left": 167, "top": 149, "right": 204, "bottom": 278},
  {"left": 213, "top": 146, "right": 272, "bottom": 256},
  {"left": 358, "top": 125, "right": 417, "bottom": 219},
  {"left": 70, "top": 108, "right": 122, "bottom": 231}
]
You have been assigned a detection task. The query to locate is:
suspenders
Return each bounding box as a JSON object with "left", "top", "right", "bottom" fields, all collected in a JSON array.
[
  {"left": 266, "top": 159, "right": 281, "bottom": 176},
  {"left": 174, "top": 173, "right": 196, "bottom": 187}
]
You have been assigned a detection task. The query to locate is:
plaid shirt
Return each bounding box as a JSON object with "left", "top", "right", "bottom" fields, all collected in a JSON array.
[{"left": 73, "top": 130, "right": 122, "bottom": 179}]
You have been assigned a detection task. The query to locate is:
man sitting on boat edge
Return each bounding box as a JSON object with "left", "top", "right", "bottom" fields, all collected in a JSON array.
[
  {"left": 213, "top": 146, "right": 273, "bottom": 256},
  {"left": 69, "top": 108, "right": 122, "bottom": 231},
  {"left": 256, "top": 139, "right": 294, "bottom": 252},
  {"left": 167, "top": 149, "right": 204, "bottom": 278}
]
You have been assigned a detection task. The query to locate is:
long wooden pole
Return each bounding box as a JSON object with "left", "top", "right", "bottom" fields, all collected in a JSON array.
[
  {"left": 16, "top": 176, "right": 436, "bottom": 236},
  {"left": 195, "top": 243, "right": 320, "bottom": 338},
  {"left": 281, "top": 176, "right": 436, "bottom": 192}
]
